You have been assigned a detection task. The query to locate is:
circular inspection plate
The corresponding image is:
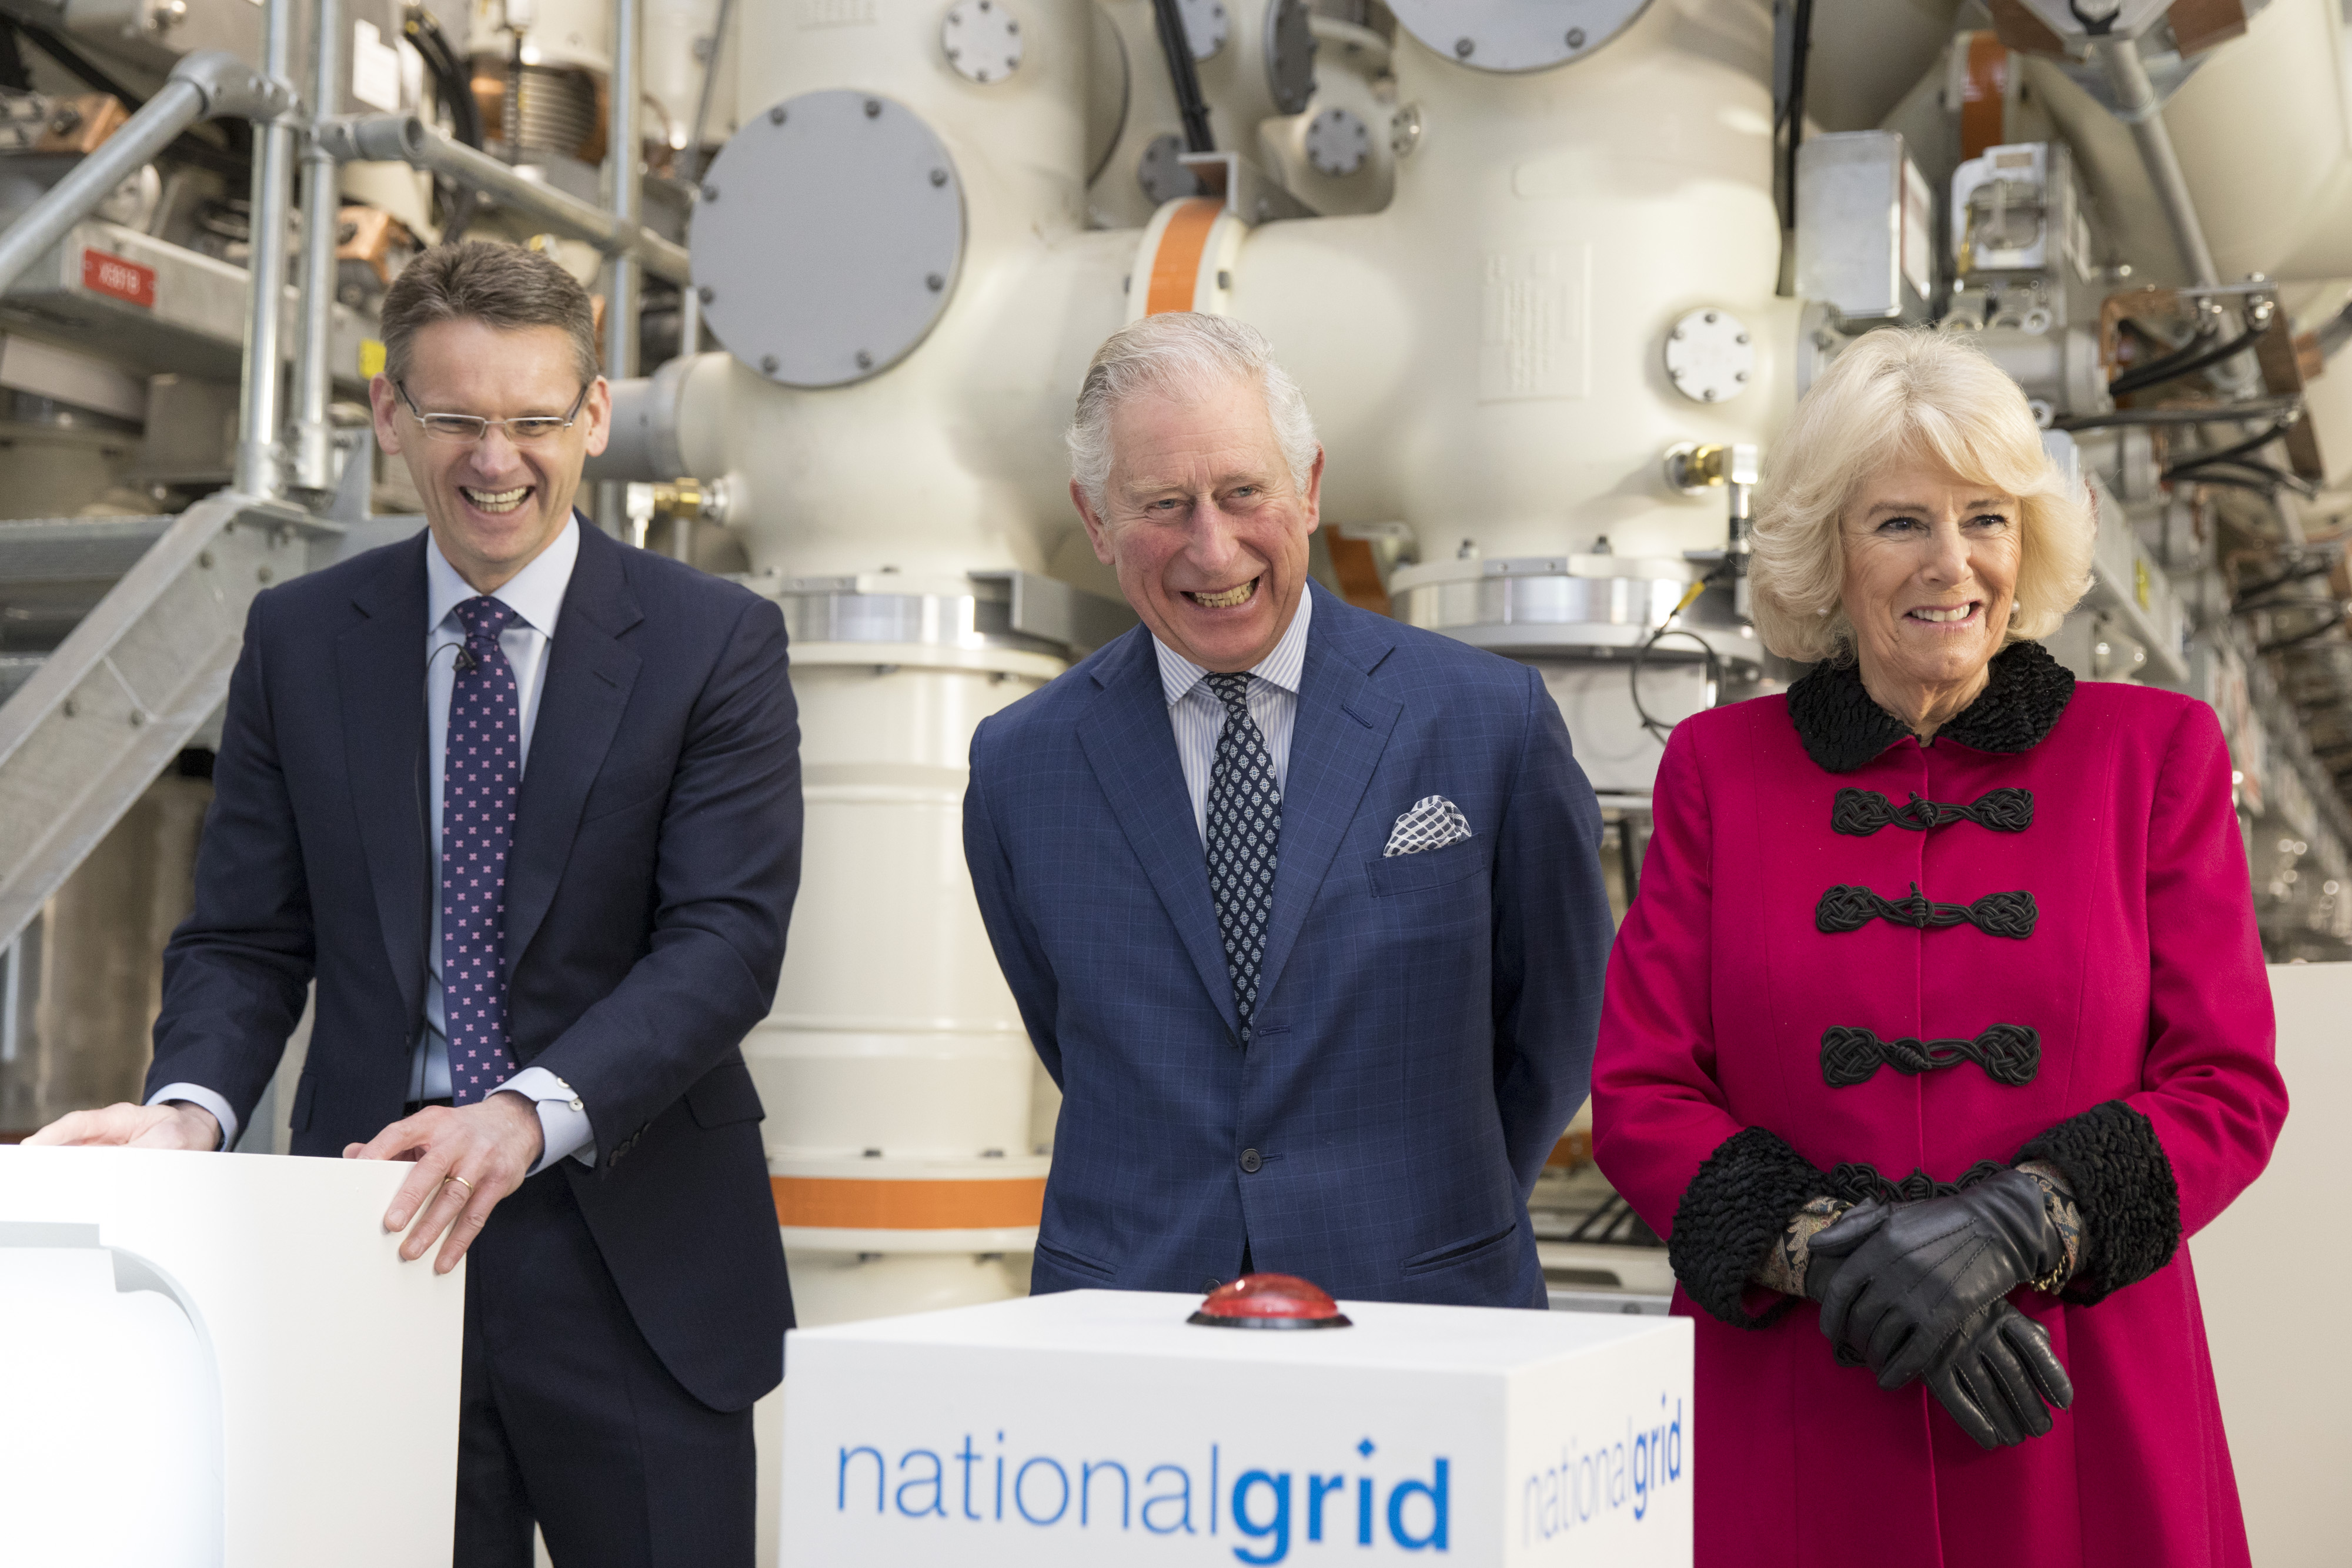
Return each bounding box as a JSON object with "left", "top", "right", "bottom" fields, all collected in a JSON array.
[
  {"left": 1265, "top": 0, "right": 1317, "bottom": 113},
  {"left": 941, "top": 0, "right": 1023, "bottom": 83},
  {"left": 1663, "top": 307, "right": 1754, "bottom": 403},
  {"left": 1304, "top": 106, "right": 1369, "bottom": 176},
  {"left": 1176, "top": 0, "right": 1228, "bottom": 59},
  {"left": 1387, "top": 0, "right": 1651, "bottom": 72},
  {"left": 692, "top": 91, "right": 965, "bottom": 389}
]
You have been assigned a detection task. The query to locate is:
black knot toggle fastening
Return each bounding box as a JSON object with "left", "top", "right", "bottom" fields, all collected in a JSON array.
[
  {"left": 1831, "top": 787, "right": 2034, "bottom": 836},
  {"left": 1815, "top": 881, "right": 2038, "bottom": 939},
  {"left": 1820, "top": 1023, "right": 2042, "bottom": 1087}
]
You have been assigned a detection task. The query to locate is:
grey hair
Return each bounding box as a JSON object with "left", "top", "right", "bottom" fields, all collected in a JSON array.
[{"left": 1067, "top": 313, "right": 1319, "bottom": 510}]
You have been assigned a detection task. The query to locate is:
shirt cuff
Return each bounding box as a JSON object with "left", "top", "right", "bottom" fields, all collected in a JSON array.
[
  {"left": 492, "top": 1068, "right": 595, "bottom": 1174},
  {"left": 147, "top": 1084, "right": 237, "bottom": 1152}
]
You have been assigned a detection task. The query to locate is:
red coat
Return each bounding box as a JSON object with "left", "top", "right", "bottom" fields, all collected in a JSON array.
[{"left": 1593, "top": 646, "right": 2287, "bottom": 1567}]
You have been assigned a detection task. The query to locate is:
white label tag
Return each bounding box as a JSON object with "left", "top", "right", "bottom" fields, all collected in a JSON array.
[{"left": 352, "top": 18, "right": 405, "bottom": 113}]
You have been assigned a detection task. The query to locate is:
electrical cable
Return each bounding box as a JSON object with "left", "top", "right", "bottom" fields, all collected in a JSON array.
[
  {"left": 2163, "top": 416, "right": 2300, "bottom": 476},
  {"left": 2258, "top": 607, "right": 2346, "bottom": 656},
  {"left": 1631, "top": 578, "right": 1724, "bottom": 745},
  {"left": 2054, "top": 395, "right": 2303, "bottom": 432},
  {"left": 1148, "top": 0, "right": 1215, "bottom": 153},
  {"left": 1, "top": 18, "right": 248, "bottom": 179},
  {"left": 1773, "top": 0, "right": 1815, "bottom": 236},
  {"left": 405, "top": 8, "right": 483, "bottom": 150},
  {"left": 2169, "top": 457, "right": 2317, "bottom": 498},
  {"left": 2110, "top": 323, "right": 2265, "bottom": 395}
]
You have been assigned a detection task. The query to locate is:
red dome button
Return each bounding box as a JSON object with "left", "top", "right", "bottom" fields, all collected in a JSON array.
[{"left": 1188, "top": 1272, "right": 1354, "bottom": 1330}]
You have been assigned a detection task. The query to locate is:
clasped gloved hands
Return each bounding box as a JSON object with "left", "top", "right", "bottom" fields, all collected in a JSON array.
[{"left": 1802, "top": 1170, "right": 2074, "bottom": 1450}]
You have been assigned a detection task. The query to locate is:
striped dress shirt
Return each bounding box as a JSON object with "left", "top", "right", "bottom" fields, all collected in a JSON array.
[{"left": 1153, "top": 586, "right": 1313, "bottom": 844}]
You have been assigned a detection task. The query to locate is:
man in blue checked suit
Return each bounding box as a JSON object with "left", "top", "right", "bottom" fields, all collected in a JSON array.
[{"left": 964, "top": 314, "right": 1614, "bottom": 1308}]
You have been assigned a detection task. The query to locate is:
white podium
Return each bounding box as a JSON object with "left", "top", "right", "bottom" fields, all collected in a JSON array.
[
  {"left": 780, "top": 1289, "right": 1693, "bottom": 1566},
  {"left": 0, "top": 1146, "right": 466, "bottom": 1568}
]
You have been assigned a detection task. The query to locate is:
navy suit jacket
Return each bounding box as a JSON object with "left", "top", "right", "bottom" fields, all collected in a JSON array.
[
  {"left": 964, "top": 584, "right": 1612, "bottom": 1308},
  {"left": 145, "top": 520, "right": 797, "bottom": 1410}
]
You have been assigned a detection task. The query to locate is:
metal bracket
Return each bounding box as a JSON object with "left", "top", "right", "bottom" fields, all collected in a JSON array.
[
  {"left": 967, "top": 570, "right": 1138, "bottom": 656},
  {"left": 1177, "top": 152, "right": 1317, "bottom": 223},
  {"left": 171, "top": 50, "right": 299, "bottom": 124}
]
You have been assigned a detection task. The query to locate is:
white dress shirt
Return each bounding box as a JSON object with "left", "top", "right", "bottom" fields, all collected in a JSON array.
[
  {"left": 155, "top": 520, "right": 594, "bottom": 1171},
  {"left": 1154, "top": 586, "right": 1312, "bottom": 843}
]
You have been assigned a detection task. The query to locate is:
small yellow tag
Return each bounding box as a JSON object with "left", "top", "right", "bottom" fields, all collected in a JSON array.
[{"left": 359, "top": 338, "right": 386, "bottom": 377}]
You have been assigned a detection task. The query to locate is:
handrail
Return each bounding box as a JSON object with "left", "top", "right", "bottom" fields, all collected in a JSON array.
[
  {"left": 289, "top": 0, "right": 346, "bottom": 492},
  {"left": 0, "top": 51, "right": 290, "bottom": 300},
  {"left": 316, "top": 113, "right": 692, "bottom": 286}
]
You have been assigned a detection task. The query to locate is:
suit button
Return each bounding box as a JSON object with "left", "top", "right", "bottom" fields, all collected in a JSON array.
[
  {"left": 1239, "top": 1148, "right": 1262, "bottom": 1174},
  {"left": 1202, "top": 1278, "right": 1222, "bottom": 1294}
]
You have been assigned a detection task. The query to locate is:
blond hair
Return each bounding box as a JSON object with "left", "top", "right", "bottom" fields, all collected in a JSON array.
[{"left": 1747, "top": 329, "right": 2093, "bottom": 664}]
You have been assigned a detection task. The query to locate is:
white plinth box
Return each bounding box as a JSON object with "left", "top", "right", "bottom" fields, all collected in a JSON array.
[
  {"left": 781, "top": 1290, "right": 1693, "bottom": 1566},
  {"left": 0, "top": 1146, "right": 466, "bottom": 1568}
]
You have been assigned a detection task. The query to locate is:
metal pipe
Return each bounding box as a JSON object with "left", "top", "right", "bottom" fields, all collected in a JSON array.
[
  {"left": 318, "top": 114, "right": 691, "bottom": 285},
  {"left": 2092, "top": 36, "right": 2220, "bottom": 287},
  {"left": 599, "top": 0, "right": 644, "bottom": 534},
  {"left": 0, "top": 79, "right": 204, "bottom": 297},
  {"left": 290, "top": 0, "right": 345, "bottom": 493},
  {"left": 235, "top": 0, "right": 301, "bottom": 499}
]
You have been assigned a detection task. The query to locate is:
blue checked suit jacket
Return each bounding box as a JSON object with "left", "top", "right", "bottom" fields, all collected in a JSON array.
[{"left": 964, "top": 584, "right": 1613, "bottom": 1307}]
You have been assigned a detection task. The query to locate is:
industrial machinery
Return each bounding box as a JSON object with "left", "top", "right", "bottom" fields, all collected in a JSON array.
[{"left": 3, "top": 0, "right": 2352, "bottom": 1358}]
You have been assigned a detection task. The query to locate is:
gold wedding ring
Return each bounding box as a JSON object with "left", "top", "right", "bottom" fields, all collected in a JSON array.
[{"left": 443, "top": 1175, "right": 476, "bottom": 1199}]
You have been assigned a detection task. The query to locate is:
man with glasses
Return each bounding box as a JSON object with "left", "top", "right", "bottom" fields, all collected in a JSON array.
[{"left": 29, "top": 241, "right": 799, "bottom": 1566}]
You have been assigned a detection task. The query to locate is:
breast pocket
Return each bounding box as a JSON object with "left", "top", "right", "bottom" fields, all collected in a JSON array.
[{"left": 1365, "top": 838, "right": 1486, "bottom": 898}]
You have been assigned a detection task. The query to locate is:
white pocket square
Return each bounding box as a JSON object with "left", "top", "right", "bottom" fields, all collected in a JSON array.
[{"left": 1385, "top": 795, "right": 1473, "bottom": 857}]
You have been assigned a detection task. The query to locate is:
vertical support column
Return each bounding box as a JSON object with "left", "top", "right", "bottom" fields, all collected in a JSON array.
[
  {"left": 290, "top": 0, "right": 345, "bottom": 494},
  {"left": 597, "top": 0, "right": 643, "bottom": 535},
  {"left": 235, "top": 0, "right": 300, "bottom": 499}
]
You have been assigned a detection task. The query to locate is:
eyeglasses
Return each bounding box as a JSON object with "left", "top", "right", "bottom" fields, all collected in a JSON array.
[{"left": 395, "top": 380, "right": 591, "bottom": 444}]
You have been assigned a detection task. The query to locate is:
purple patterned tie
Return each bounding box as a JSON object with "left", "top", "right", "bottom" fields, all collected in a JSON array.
[{"left": 443, "top": 596, "right": 520, "bottom": 1105}]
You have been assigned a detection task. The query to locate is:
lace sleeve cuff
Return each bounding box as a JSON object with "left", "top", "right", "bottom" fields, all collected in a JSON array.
[
  {"left": 1669, "top": 1126, "right": 1836, "bottom": 1329},
  {"left": 2014, "top": 1101, "right": 2181, "bottom": 1304}
]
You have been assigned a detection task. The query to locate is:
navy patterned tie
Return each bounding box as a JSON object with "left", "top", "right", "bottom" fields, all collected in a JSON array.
[
  {"left": 1204, "top": 672, "right": 1281, "bottom": 1041},
  {"left": 443, "top": 596, "right": 521, "bottom": 1104}
]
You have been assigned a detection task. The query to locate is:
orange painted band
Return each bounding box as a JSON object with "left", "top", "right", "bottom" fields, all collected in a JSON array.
[
  {"left": 1146, "top": 197, "right": 1223, "bottom": 316},
  {"left": 1960, "top": 32, "right": 2009, "bottom": 162},
  {"left": 771, "top": 1174, "right": 1047, "bottom": 1231}
]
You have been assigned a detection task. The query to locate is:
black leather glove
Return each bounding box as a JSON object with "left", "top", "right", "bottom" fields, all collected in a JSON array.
[
  {"left": 1924, "top": 1298, "right": 2074, "bottom": 1450},
  {"left": 1806, "top": 1169, "right": 2066, "bottom": 1389}
]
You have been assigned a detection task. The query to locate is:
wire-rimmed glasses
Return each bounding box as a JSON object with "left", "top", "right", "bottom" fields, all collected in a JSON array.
[{"left": 395, "top": 380, "right": 591, "bottom": 444}]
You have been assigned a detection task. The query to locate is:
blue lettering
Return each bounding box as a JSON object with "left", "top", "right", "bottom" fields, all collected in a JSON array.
[
  {"left": 894, "top": 1449, "right": 946, "bottom": 1517},
  {"left": 838, "top": 1446, "right": 884, "bottom": 1513},
  {"left": 1307, "top": 1475, "right": 1345, "bottom": 1542},
  {"left": 1082, "top": 1460, "right": 1130, "bottom": 1528},
  {"left": 1634, "top": 1429, "right": 1650, "bottom": 1521},
  {"left": 1142, "top": 1464, "right": 1195, "bottom": 1534},
  {"left": 994, "top": 1433, "right": 1005, "bottom": 1522},
  {"left": 1668, "top": 1397, "right": 1683, "bottom": 1482},
  {"left": 1231, "top": 1470, "right": 1292, "bottom": 1566},
  {"left": 1015, "top": 1457, "right": 1070, "bottom": 1525},
  {"left": 956, "top": 1436, "right": 983, "bottom": 1520},
  {"left": 1357, "top": 1476, "right": 1374, "bottom": 1545},
  {"left": 1388, "top": 1458, "right": 1449, "bottom": 1552}
]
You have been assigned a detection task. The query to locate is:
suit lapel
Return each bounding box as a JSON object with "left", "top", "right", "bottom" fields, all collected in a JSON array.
[
  {"left": 336, "top": 537, "right": 432, "bottom": 1023},
  {"left": 1077, "top": 628, "right": 1242, "bottom": 1041},
  {"left": 504, "top": 524, "right": 643, "bottom": 973},
  {"left": 1254, "top": 588, "right": 1401, "bottom": 1017}
]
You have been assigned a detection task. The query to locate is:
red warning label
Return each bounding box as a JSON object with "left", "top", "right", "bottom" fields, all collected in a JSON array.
[{"left": 81, "top": 248, "right": 155, "bottom": 308}]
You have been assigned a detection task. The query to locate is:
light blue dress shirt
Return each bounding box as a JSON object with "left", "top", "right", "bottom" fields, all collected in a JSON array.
[
  {"left": 155, "top": 521, "right": 594, "bottom": 1172},
  {"left": 1153, "top": 584, "right": 1312, "bottom": 844}
]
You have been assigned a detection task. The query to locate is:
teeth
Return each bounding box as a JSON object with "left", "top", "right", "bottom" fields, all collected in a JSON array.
[
  {"left": 1911, "top": 605, "right": 1974, "bottom": 623},
  {"left": 462, "top": 486, "right": 529, "bottom": 514},
  {"left": 1188, "top": 581, "right": 1257, "bottom": 609}
]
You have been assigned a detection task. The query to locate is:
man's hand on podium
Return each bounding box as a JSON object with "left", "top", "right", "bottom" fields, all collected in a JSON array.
[
  {"left": 344, "top": 1093, "right": 547, "bottom": 1275},
  {"left": 23, "top": 1101, "right": 222, "bottom": 1150}
]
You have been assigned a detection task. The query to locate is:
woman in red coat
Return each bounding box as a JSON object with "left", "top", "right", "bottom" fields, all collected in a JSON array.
[{"left": 1592, "top": 328, "right": 2287, "bottom": 1566}]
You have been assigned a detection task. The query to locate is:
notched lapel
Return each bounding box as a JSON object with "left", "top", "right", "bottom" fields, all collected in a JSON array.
[
  {"left": 503, "top": 536, "right": 643, "bottom": 974},
  {"left": 338, "top": 541, "right": 431, "bottom": 1021},
  {"left": 1254, "top": 597, "right": 1401, "bottom": 1017},
  {"left": 1075, "top": 632, "right": 1242, "bottom": 1042}
]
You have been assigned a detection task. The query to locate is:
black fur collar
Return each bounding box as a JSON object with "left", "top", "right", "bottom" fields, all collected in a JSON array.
[{"left": 1785, "top": 641, "right": 2076, "bottom": 774}]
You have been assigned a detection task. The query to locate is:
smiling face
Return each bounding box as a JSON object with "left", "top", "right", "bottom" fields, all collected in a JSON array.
[
  {"left": 1073, "top": 373, "right": 1322, "bottom": 673},
  {"left": 369, "top": 317, "right": 610, "bottom": 593},
  {"left": 1840, "top": 454, "right": 2022, "bottom": 721}
]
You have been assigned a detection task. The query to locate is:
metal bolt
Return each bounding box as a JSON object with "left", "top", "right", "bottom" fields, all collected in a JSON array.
[
  {"left": 856, "top": 349, "right": 874, "bottom": 369},
  {"left": 1736, "top": 332, "right": 1749, "bottom": 345},
  {"left": 1703, "top": 388, "right": 1719, "bottom": 401},
  {"left": 1704, "top": 310, "right": 1718, "bottom": 324},
  {"left": 770, "top": 105, "right": 787, "bottom": 125},
  {"left": 129, "top": 710, "right": 145, "bottom": 728},
  {"left": 1454, "top": 36, "right": 1473, "bottom": 56},
  {"left": 1217, "top": 269, "right": 1232, "bottom": 289},
  {"left": 760, "top": 353, "right": 779, "bottom": 373},
  {"left": 1735, "top": 369, "right": 1749, "bottom": 382},
  {"left": 196, "top": 550, "right": 214, "bottom": 569},
  {"left": 701, "top": 183, "right": 719, "bottom": 202},
  {"left": 1007, "top": 18, "right": 1018, "bottom": 31},
  {"left": 930, "top": 168, "right": 948, "bottom": 186},
  {"left": 1566, "top": 26, "right": 1585, "bottom": 46},
  {"left": 697, "top": 285, "right": 714, "bottom": 304},
  {"left": 864, "top": 98, "right": 882, "bottom": 118},
  {"left": 61, "top": 698, "right": 77, "bottom": 718},
  {"left": 926, "top": 272, "right": 944, "bottom": 290},
  {"left": 257, "top": 566, "right": 274, "bottom": 583}
]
